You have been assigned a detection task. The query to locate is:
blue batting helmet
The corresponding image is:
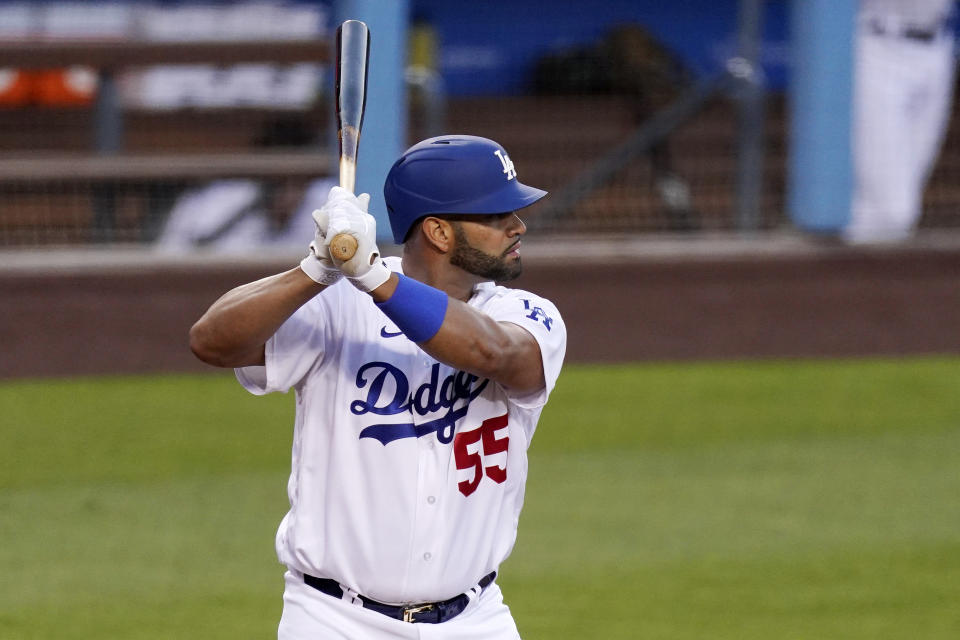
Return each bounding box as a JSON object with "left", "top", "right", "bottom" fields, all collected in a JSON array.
[{"left": 383, "top": 135, "right": 547, "bottom": 243}]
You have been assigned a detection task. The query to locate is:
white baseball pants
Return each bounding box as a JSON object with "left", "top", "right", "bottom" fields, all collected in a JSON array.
[{"left": 847, "top": 22, "right": 956, "bottom": 243}]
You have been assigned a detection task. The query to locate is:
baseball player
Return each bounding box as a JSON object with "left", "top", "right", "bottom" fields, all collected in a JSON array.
[
  {"left": 846, "top": 0, "right": 957, "bottom": 243},
  {"left": 190, "top": 135, "right": 566, "bottom": 639}
]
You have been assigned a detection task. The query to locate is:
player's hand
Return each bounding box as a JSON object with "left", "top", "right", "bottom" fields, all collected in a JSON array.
[
  {"left": 299, "top": 189, "right": 348, "bottom": 286},
  {"left": 324, "top": 190, "right": 391, "bottom": 292}
]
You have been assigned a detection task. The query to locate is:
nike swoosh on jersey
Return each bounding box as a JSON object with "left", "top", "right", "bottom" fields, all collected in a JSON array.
[{"left": 380, "top": 327, "right": 404, "bottom": 338}]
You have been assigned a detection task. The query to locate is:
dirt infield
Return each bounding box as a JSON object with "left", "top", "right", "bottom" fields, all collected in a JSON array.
[{"left": 1, "top": 236, "right": 958, "bottom": 380}]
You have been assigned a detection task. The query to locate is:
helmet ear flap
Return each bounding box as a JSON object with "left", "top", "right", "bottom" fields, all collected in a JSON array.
[{"left": 401, "top": 215, "right": 427, "bottom": 244}]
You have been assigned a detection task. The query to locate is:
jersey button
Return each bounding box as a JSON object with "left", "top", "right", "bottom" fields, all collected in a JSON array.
[
  {"left": 423, "top": 552, "right": 432, "bottom": 561},
  {"left": 427, "top": 495, "right": 436, "bottom": 505}
]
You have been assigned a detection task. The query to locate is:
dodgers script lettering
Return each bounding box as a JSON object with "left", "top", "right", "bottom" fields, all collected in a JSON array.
[{"left": 351, "top": 361, "right": 489, "bottom": 445}]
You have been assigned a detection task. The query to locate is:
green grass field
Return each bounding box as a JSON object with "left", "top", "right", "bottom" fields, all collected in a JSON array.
[{"left": 2, "top": 357, "right": 958, "bottom": 639}]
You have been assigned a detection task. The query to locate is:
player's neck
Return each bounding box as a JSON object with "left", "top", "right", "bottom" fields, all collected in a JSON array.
[{"left": 400, "top": 251, "right": 478, "bottom": 302}]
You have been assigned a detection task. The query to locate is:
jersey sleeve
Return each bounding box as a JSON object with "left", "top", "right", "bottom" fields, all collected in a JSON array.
[
  {"left": 235, "top": 283, "right": 338, "bottom": 395},
  {"left": 484, "top": 289, "right": 567, "bottom": 409}
]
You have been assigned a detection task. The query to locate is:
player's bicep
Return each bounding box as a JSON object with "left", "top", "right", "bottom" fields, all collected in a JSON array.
[
  {"left": 496, "top": 321, "right": 546, "bottom": 394},
  {"left": 487, "top": 293, "right": 566, "bottom": 407},
  {"left": 239, "top": 298, "right": 330, "bottom": 394}
]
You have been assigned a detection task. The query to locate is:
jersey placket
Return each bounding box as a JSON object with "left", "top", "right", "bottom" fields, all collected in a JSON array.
[{"left": 404, "top": 354, "right": 450, "bottom": 596}]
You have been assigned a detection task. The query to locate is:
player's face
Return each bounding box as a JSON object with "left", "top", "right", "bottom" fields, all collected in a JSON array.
[{"left": 448, "top": 213, "right": 526, "bottom": 282}]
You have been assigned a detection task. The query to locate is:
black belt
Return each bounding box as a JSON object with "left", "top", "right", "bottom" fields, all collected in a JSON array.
[
  {"left": 868, "top": 18, "right": 944, "bottom": 43},
  {"left": 303, "top": 571, "right": 497, "bottom": 624}
]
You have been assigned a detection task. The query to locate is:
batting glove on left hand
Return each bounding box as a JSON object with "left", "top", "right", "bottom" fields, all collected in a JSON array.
[{"left": 300, "top": 239, "right": 342, "bottom": 287}]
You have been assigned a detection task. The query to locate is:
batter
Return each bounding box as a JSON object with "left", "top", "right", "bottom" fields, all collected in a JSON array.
[{"left": 190, "top": 135, "right": 567, "bottom": 639}]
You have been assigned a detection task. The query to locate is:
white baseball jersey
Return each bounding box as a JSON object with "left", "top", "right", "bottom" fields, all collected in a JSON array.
[{"left": 236, "top": 256, "right": 566, "bottom": 606}]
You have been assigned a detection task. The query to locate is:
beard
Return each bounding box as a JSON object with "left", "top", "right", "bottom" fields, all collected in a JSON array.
[{"left": 449, "top": 222, "right": 522, "bottom": 282}]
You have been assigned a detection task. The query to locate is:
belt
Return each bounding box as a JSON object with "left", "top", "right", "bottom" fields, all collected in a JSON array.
[
  {"left": 867, "top": 18, "right": 944, "bottom": 43},
  {"left": 303, "top": 571, "right": 497, "bottom": 624}
]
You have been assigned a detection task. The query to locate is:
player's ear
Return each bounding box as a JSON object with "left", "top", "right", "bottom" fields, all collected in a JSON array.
[{"left": 420, "top": 216, "right": 454, "bottom": 253}]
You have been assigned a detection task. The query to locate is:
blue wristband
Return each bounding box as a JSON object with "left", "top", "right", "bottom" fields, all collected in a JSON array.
[{"left": 375, "top": 274, "right": 449, "bottom": 343}]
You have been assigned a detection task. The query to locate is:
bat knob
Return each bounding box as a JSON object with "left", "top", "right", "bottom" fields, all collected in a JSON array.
[{"left": 330, "top": 233, "right": 359, "bottom": 262}]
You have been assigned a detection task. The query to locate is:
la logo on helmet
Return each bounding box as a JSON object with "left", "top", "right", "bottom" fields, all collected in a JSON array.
[{"left": 494, "top": 149, "right": 517, "bottom": 181}]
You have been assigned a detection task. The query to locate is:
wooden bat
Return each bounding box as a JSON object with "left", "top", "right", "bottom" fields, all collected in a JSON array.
[{"left": 329, "top": 19, "right": 370, "bottom": 262}]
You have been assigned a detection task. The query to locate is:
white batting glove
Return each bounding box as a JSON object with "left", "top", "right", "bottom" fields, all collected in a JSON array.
[
  {"left": 324, "top": 193, "right": 392, "bottom": 293},
  {"left": 300, "top": 207, "right": 342, "bottom": 286},
  {"left": 299, "top": 186, "right": 369, "bottom": 286}
]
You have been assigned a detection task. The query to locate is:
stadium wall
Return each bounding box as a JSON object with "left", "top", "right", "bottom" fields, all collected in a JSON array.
[{"left": 1, "top": 235, "right": 958, "bottom": 380}]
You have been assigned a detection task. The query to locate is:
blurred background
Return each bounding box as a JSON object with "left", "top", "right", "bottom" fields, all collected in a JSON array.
[
  {"left": 1, "top": 2, "right": 958, "bottom": 639},
  {"left": 1, "top": 0, "right": 959, "bottom": 248}
]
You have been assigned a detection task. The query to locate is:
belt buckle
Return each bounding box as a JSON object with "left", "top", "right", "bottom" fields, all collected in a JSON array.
[{"left": 402, "top": 603, "right": 434, "bottom": 623}]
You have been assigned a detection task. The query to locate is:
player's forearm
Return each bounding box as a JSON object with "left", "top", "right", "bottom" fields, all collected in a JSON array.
[{"left": 190, "top": 267, "right": 324, "bottom": 368}]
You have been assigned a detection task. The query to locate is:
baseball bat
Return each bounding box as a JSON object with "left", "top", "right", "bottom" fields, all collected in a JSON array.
[{"left": 329, "top": 19, "right": 370, "bottom": 262}]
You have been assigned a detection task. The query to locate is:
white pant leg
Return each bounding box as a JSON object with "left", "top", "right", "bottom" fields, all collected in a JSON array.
[
  {"left": 848, "top": 27, "right": 957, "bottom": 243},
  {"left": 849, "top": 30, "right": 914, "bottom": 242},
  {"left": 907, "top": 33, "right": 956, "bottom": 209}
]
